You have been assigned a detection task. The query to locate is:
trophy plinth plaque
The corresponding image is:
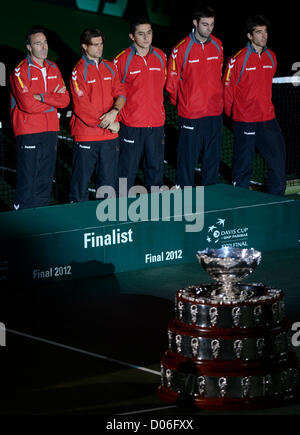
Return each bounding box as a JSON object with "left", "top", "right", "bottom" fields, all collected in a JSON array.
[{"left": 158, "top": 248, "right": 299, "bottom": 410}]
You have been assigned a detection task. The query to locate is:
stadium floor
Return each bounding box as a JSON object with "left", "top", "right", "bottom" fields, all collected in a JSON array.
[{"left": 1, "top": 247, "right": 300, "bottom": 416}]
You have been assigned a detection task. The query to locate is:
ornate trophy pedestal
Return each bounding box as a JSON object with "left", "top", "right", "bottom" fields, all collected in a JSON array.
[{"left": 158, "top": 249, "right": 299, "bottom": 410}]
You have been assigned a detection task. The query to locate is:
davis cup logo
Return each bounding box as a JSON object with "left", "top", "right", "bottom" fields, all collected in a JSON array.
[
  {"left": 205, "top": 218, "right": 249, "bottom": 248},
  {"left": 206, "top": 218, "right": 225, "bottom": 244}
]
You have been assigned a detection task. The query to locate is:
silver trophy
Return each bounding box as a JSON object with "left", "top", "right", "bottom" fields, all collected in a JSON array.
[{"left": 197, "top": 247, "right": 261, "bottom": 302}]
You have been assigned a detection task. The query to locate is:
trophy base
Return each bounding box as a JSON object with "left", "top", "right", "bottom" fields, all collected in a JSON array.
[
  {"left": 158, "top": 385, "right": 298, "bottom": 411},
  {"left": 158, "top": 351, "right": 299, "bottom": 411},
  {"left": 175, "top": 283, "right": 285, "bottom": 328},
  {"left": 158, "top": 283, "right": 299, "bottom": 411}
]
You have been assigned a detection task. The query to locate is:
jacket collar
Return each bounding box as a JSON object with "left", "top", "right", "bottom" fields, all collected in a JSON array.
[
  {"left": 26, "top": 53, "right": 46, "bottom": 68},
  {"left": 82, "top": 53, "right": 103, "bottom": 65},
  {"left": 247, "top": 41, "right": 268, "bottom": 54},
  {"left": 130, "top": 44, "right": 153, "bottom": 55},
  {"left": 189, "top": 30, "right": 212, "bottom": 45}
]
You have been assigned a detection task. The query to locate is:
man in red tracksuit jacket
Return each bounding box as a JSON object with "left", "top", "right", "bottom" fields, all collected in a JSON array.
[
  {"left": 69, "top": 28, "right": 126, "bottom": 202},
  {"left": 166, "top": 6, "right": 223, "bottom": 188},
  {"left": 113, "top": 16, "right": 166, "bottom": 192},
  {"left": 223, "top": 15, "right": 286, "bottom": 196},
  {"left": 10, "top": 27, "right": 70, "bottom": 210}
]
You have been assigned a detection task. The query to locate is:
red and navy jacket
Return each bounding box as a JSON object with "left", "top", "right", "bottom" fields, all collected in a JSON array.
[
  {"left": 10, "top": 54, "right": 70, "bottom": 137},
  {"left": 223, "top": 42, "right": 277, "bottom": 122},
  {"left": 166, "top": 31, "right": 223, "bottom": 119},
  {"left": 113, "top": 45, "right": 166, "bottom": 128},
  {"left": 70, "top": 54, "right": 126, "bottom": 142}
]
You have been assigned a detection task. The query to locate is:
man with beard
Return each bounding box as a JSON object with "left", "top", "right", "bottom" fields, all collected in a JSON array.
[
  {"left": 69, "top": 28, "right": 125, "bottom": 202},
  {"left": 166, "top": 6, "right": 223, "bottom": 188},
  {"left": 10, "top": 27, "right": 70, "bottom": 209},
  {"left": 223, "top": 15, "right": 286, "bottom": 196}
]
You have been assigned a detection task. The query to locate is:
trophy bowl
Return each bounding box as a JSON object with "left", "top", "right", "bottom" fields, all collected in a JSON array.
[{"left": 197, "top": 247, "right": 262, "bottom": 302}]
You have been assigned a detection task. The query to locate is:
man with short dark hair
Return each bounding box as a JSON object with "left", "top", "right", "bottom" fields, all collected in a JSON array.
[
  {"left": 166, "top": 6, "right": 223, "bottom": 188},
  {"left": 113, "top": 16, "right": 167, "bottom": 192},
  {"left": 69, "top": 28, "right": 126, "bottom": 202},
  {"left": 223, "top": 15, "right": 286, "bottom": 196},
  {"left": 10, "top": 27, "right": 70, "bottom": 209}
]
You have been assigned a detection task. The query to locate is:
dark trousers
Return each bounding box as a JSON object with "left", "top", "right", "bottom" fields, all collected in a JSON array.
[
  {"left": 118, "top": 124, "right": 165, "bottom": 192},
  {"left": 14, "top": 132, "right": 58, "bottom": 210},
  {"left": 232, "top": 119, "right": 286, "bottom": 196},
  {"left": 69, "top": 139, "right": 119, "bottom": 202},
  {"left": 176, "top": 115, "right": 222, "bottom": 187}
]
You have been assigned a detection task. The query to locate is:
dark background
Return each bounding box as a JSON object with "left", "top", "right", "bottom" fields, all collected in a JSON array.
[
  {"left": 1, "top": 1, "right": 298, "bottom": 74},
  {"left": 0, "top": 0, "right": 298, "bottom": 142}
]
